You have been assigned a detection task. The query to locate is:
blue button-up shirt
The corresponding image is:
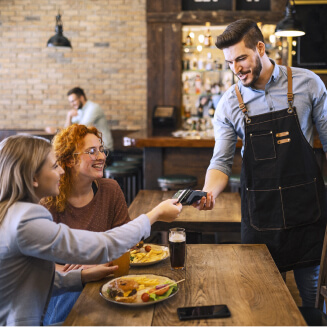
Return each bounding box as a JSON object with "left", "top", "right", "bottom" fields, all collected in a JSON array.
[{"left": 208, "top": 61, "right": 327, "bottom": 177}]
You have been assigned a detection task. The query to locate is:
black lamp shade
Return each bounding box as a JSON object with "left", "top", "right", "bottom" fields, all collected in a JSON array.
[
  {"left": 275, "top": 3, "right": 305, "bottom": 37},
  {"left": 47, "top": 14, "right": 72, "bottom": 48},
  {"left": 47, "top": 34, "right": 72, "bottom": 48}
]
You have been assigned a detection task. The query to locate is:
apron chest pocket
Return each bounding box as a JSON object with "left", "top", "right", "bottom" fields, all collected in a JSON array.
[
  {"left": 247, "top": 179, "right": 320, "bottom": 231},
  {"left": 250, "top": 131, "right": 276, "bottom": 161}
]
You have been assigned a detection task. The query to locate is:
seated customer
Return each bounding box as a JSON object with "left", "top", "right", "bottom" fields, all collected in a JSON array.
[
  {"left": 0, "top": 134, "right": 182, "bottom": 326},
  {"left": 45, "top": 86, "right": 113, "bottom": 153},
  {"left": 42, "top": 124, "right": 131, "bottom": 324},
  {"left": 65, "top": 87, "right": 113, "bottom": 151}
]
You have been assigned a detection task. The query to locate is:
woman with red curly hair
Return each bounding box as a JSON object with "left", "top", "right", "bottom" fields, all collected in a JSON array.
[{"left": 42, "top": 124, "right": 131, "bottom": 324}]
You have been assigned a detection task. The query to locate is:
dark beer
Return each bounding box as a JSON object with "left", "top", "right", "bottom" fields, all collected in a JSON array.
[
  {"left": 169, "top": 228, "right": 186, "bottom": 270},
  {"left": 169, "top": 240, "right": 186, "bottom": 269}
]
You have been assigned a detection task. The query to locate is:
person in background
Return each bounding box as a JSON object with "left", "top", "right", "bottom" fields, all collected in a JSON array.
[
  {"left": 65, "top": 86, "right": 114, "bottom": 152},
  {"left": 0, "top": 134, "right": 182, "bottom": 326},
  {"left": 194, "top": 19, "right": 327, "bottom": 308},
  {"left": 41, "top": 124, "right": 130, "bottom": 324}
]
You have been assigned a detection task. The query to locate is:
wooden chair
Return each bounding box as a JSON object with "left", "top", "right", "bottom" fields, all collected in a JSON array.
[
  {"left": 104, "top": 166, "right": 138, "bottom": 206},
  {"left": 299, "top": 226, "right": 327, "bottom": 325}
]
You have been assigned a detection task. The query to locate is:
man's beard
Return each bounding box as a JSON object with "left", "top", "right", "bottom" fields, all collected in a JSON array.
[{"left": 238, "top": 55, "right": 262, "bottom": 88}]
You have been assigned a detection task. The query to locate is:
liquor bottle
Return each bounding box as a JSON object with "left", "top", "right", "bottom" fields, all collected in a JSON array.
[
  {"left": 205, "top": 52, "right": 213, "bottom": 71},
  {"left": 204, "top": 24, "right": 212, "bottom": 47},
  {"left": 195, "top": 75, "right": 202, "bottom": 95},
  {"left": 197, "top": 104, "right": 204, "bottom": 118},
  {"left": 186, "top": 29, "right": 192, "bottom": 46},
  {"left": 191, "top": 120, "right": 197, "bottom": 131},
  {"left": 184, "top": 96, "right": 191, "bottom": 119},
  {"left": 183, "top": 76, "right": 190, "bottom": 94},
  {"left": 208, "top": 99, "right": 215, "bottom": 118}
]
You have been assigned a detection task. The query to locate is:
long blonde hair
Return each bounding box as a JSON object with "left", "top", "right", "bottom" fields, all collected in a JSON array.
[{"left": 0, "top": 134, "right": 52, "bottom": 224}]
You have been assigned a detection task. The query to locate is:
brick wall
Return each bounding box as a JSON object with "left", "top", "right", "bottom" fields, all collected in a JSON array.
[{"left": 0, "top": 0, "right": 147, "bottom": 130}]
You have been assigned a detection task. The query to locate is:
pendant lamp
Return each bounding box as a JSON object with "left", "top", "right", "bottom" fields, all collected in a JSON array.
[
  {"left": 275, "top": 0, "right": 305, "bottom": 37},
  {"left": 47, "top": 12, "right": 72, "bottom": 48}
]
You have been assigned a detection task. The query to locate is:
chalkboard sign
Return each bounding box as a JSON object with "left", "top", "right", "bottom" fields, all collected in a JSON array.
[
  {"left": 292, "top": 4, "right": 327, "bottom": 69},
  {"left": 182, "top": 0, "right": 232, "bottom": 11},
  {"left": 236, "top": 0, "right": 270, "bottom": 11}
]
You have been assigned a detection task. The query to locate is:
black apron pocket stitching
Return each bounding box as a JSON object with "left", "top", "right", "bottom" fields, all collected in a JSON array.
[
  {"left": 247, "top": 179, "right": 320, "bottom": 231},
  {"left": 250, "top": 132, "right": 276, "bottom": 161}
]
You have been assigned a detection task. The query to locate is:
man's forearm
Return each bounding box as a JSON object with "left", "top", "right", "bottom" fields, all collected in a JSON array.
[
  {"left": 64, "top": 113, "right": 72, "bottom": 127},
  {"left": 203, "top": 169, "right": 229, "bottom": 199}
]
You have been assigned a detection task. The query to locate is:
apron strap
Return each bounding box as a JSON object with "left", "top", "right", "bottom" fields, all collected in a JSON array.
[
  {"left": 235, "top": 83, "right": 251, "bottom": 123},
  {"left": 286, "top": 66, "right": 294, "bottom": 110},
  {"left": 234, "top": 66, "right": 294, "bottom": 117},
  {"left": 235, "top": 84, "right": 247, "bottom": 113}
]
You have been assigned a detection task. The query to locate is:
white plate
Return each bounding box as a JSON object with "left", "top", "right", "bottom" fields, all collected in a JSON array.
[
  {"left": 130, "top": 244, "right": 169, "bottom": 267},
  {"left": 100, "top": 274, "right": 178, "bottom": 307}
]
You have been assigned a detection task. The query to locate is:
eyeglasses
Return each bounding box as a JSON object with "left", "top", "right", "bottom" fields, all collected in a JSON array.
[{"left": 74, "top": 146, "right": 109, "bottom": 160}]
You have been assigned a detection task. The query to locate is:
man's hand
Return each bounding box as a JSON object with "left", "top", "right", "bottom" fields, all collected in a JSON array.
[
  {"left": 64, "top": 109, "right": 79, "bottom": 127},
  {"left": 192, "top": 191, "right": 215, "bottom": 211},
  {"left": 67, "top": 109, "right": 78, "bottom": 119}
]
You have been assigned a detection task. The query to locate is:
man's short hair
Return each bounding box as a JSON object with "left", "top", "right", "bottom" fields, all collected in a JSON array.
[
  {"left": 215, "top": 19, "right": 264, "bottom": 51},
  {"left": 67, "top": 87, "right": 86, "bottom": 99}
]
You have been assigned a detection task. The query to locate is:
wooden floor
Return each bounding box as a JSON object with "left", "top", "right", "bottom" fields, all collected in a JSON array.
[{"left": 286, "top": 270, "right": 302, "bottom": 306}]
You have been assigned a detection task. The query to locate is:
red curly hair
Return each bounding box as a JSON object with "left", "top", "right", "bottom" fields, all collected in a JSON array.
[{"left": 42, "top": 124, "right": 103, "bottom": 212}]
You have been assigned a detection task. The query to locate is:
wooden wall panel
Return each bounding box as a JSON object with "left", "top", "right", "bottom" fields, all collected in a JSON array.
[
  {"left": 163, "top": 23, "right": 182, "bottom": 127},
  {"left": 271, "top": 0, "right": 288, "bottom": 11},
  {"left": 147, "top": 0, "right": 164, "bottom": 13},
  {"left": 147, "top": 23, "right": 165, "bottom": 135},
  {"left": 147, "top": 22, "right": 182, "bottom": 134},
  {"left": 147, "top": 0, "right": 181, "bottom": 13},
  {"left": 147, "top": 11, "right": 284, "bottom": 24}
]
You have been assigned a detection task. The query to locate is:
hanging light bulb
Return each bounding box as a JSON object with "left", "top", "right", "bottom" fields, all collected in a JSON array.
[
  {"left": 47, "top": 12, "right": 72, "bottom": 48},
  {"left": 275, "top": 0, "right": 305, "bottom": 37}
]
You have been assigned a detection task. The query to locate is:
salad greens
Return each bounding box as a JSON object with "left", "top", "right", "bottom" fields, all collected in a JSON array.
[{"left": 149, "top": 283, "right": 178, "bottom": 301}]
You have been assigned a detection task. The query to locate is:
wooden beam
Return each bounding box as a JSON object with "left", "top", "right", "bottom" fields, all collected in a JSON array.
[{"left": 147, "top": 11, "right": 284, "bottom": 24}]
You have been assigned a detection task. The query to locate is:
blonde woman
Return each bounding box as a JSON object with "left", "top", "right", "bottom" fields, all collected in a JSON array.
[
  {"left": 42, "top": 124, "right": 133, "bottom": 324},
  {"left": 0, "top": 135, "right": 182, "bottom": 326}
]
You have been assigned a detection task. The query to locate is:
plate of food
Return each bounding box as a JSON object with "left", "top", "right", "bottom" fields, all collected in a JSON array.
[
  {"left": 130, "top": 243, "right": 169, "bottom": 266},
  {"left": 100, "top": 274, "right": 179, "bottom": 306}
]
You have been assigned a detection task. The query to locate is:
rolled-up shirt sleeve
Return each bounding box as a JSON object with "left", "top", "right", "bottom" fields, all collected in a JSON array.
[
  {"left": 207, "top": 93, "right": 239, "bottom": 177},
  {"left": 53, "top": 269, "right": 83, "bottom": 295},
  {"left": 310, "top": 74, "right": 327, "bottom": 152}
]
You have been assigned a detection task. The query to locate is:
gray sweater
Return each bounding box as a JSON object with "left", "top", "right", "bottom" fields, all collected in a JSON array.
[{"left": 0, "top": 202, "right": 150, "bottom": 326}]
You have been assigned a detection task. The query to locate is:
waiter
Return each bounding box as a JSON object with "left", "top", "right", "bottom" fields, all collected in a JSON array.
[{"left": 194, "top": 19, "right": 327, "bottom": 307}]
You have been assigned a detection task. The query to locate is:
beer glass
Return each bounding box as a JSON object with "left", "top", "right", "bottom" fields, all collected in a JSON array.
[
  {"left": 112, "top": 251, "right": 130, "bottom": 277},
  {"left": 169, "top": 228, "right": 186, "bottom": 270}
]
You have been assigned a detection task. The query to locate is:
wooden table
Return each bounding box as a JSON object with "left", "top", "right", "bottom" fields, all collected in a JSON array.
[
  {"left": 128, "top": 190, "right": 241, "bottom": 233},
  {"left": 63, "top": 244, "right": 306, "bottom": 326}
]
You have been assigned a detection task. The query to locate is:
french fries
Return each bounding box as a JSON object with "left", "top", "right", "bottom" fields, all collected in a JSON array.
[{"left": 130, "top": 245, "right": 168, "bottom": 264}]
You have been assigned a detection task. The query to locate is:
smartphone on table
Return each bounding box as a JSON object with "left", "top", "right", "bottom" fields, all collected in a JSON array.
[{"left": 177, "top": 304, "right": 231, "bottom": 321}]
